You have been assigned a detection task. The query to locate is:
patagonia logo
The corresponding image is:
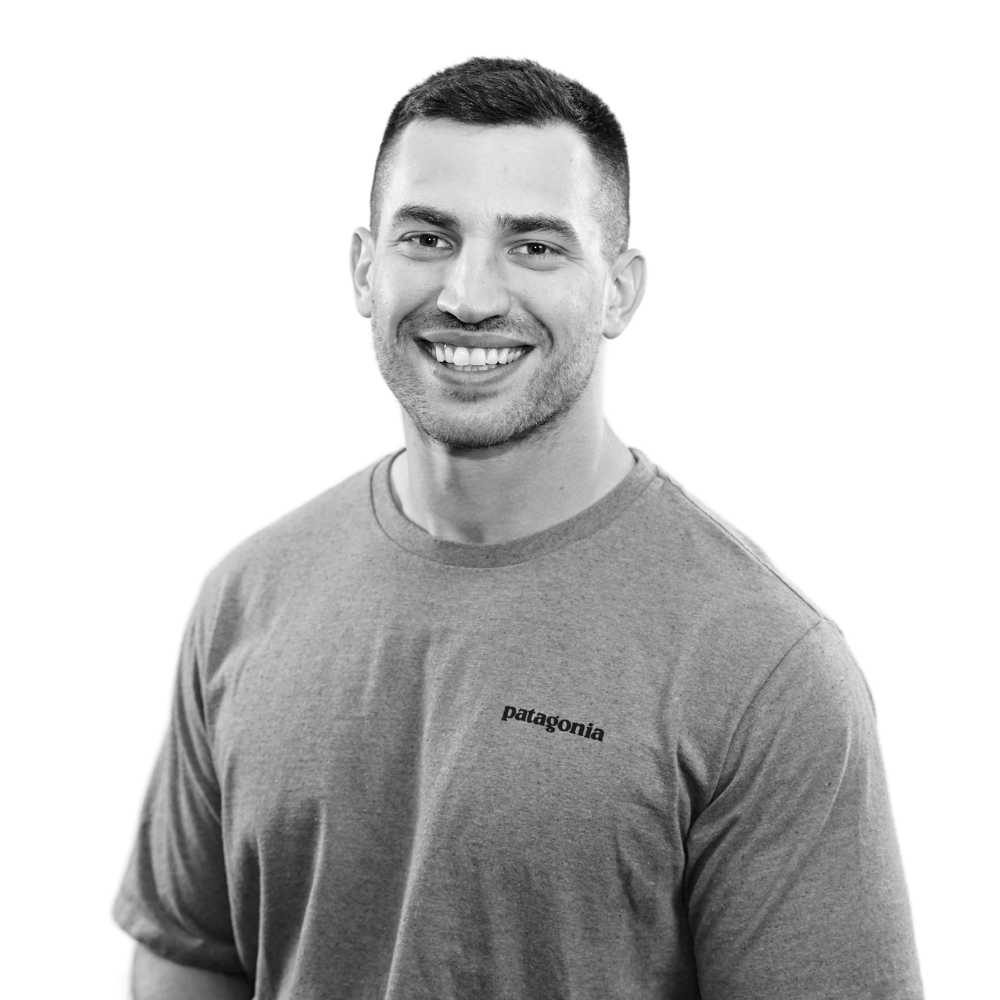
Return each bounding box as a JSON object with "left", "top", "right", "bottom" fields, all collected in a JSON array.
[{"left": 501, "top": 705, "right": 605, "bottom": 742}]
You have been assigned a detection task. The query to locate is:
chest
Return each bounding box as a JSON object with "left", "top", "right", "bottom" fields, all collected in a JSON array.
[{"left": 211, "top": 603, "right": 689, "bottom": 872}]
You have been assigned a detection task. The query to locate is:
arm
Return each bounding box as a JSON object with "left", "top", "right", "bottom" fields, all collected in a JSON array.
[
  {"left": 132, "top": 944, "right": 253, "bottom": 1000},
  {"left": 116, "top": 606, "right": 250, "bottom": 994},
  {"left": 685, "top": 620, "right": 923, "bottom": 998}
]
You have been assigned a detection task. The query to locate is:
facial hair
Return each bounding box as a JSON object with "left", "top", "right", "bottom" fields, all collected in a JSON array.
[{"left": 371, "top": 302, "right": 603, "bottom": 450}]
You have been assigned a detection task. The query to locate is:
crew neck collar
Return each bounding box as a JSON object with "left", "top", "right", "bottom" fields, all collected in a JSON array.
[{"left": 370, "top": 447, "right": 657, "bottom": 568}]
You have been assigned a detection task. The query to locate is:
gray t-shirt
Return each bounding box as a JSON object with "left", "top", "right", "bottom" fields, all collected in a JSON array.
[{"left": 114, "top": 449, "right": 923, "bottom": 999}]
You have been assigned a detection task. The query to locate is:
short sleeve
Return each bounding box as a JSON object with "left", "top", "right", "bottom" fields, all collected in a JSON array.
[
  {"left": 112, "top": 610, "right": 245, "bottom": 975},
  {"left": 684, "top": 619, "right": 923, "bottom": 1000}
]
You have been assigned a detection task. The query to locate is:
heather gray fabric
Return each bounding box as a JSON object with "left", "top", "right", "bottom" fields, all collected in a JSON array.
[{"left": 114, "top": 449, "right": 923, "bottom": 999}]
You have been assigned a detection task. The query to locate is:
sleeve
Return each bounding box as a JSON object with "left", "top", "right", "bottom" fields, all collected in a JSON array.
[
  {"left": 112, "top": 608, "right": 245, "bottom": 975},
  {"left": 684, "top": 618, "right": 923, "bottom": 1000}
]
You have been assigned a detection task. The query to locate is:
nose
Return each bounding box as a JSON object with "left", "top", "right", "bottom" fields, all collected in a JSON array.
[{"left": 436, "top": 243, "right": 511, "bottom": 325}]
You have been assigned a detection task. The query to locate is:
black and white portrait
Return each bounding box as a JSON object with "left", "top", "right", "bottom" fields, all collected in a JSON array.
[{"left": 2, "top": 3, "right": 996, "bottom": 998}]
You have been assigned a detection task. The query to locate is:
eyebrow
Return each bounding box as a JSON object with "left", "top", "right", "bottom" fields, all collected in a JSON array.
[
  {"left": 495, "top": 213, "right": 581, "bottom": 246},
  {"left": 389, "top": 204, "right": 461, "bottom": 231},
  {"left": 388, "top": 204, "right": 581, "bottom": 247}
]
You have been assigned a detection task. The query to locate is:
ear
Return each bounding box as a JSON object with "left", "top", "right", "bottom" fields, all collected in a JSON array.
[
  {"left": 351, "top": 227, "right": 375, "bottom": 318},
  {"left": 602, "top": 248, "right": 647, "bottom": 340}
]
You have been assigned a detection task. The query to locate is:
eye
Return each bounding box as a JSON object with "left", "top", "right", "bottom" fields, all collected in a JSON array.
[
  {"left": 510, "top": 242, "right": 557, "bottom": 257},
  {"left": 403, "top": 233, "right": 452, "bottom": 250}
]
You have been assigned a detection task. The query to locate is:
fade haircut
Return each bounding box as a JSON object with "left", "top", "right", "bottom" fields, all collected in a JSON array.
[{"left": 370, "top": 57, "right": 630, "bottom": 261}]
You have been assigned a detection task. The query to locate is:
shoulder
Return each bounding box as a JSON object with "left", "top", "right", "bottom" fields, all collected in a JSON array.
[
  {"left": 619, "top": 460, "right": 825, "bottom": 652},
  {"left": 650, "top": 463, "right": 818, "bottom": 607},
  {"left": 190, "top": 455, "right": 389, "bottom": 635},
  {"left": 224, "top": 457, "right": 383, "bottom": 569},
  {"left": 619, "top": 458, "right": 863, "bottom": 766}
]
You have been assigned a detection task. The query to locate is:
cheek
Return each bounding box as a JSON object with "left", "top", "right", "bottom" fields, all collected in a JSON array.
[
  {"left": 373, "top": 258, "right": 440, "bottom": 317},
  {"left": 524, "top": 280, "right": 605, "bottom": 338},
  {"left": 371, "top": 269, "right": 403, "bottom": 320}
]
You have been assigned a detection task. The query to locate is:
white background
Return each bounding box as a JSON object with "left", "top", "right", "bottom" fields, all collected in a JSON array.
[{"left": 2, "top": 2, "right": 996, "bottom": 997}]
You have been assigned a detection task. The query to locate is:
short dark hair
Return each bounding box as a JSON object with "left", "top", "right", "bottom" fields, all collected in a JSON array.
[{"left": 370, "top": 57, "right": 630, "bottom": 260}]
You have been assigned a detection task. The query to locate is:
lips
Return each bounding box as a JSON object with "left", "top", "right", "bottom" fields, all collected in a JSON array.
[{"left": 420, "top": 333, "right": 533, "bottom": 351}]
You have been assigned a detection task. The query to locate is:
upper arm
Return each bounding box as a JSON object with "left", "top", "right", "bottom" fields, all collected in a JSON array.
[
  {"left": 685, "top": 620, "right": 923, "bottom": 999},
  {"left": 132, "top": 943, "right": 253, "bottom": 1000},
  {"left": 114, "top": 608, "right": 246, "bottom": 977}
]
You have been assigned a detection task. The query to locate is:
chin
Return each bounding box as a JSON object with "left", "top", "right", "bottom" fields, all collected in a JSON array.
[{"left": 404, "top": 396, "right": 577, "bottom": 451}]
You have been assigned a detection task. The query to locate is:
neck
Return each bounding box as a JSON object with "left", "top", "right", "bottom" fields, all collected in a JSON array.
[{"left": 389, "top": 379, "right": 635, "bottom": 545}]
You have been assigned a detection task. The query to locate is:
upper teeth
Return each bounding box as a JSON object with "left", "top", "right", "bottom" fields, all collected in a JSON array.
[{"left": 433, "top": 344, "right": 527, "bottom": 368}]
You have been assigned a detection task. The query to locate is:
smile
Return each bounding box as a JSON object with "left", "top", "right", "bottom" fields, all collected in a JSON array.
[{"left": 419, "top": 341, "right": 532, "bottom": 373}]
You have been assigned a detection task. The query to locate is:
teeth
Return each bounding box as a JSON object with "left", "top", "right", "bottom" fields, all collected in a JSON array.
[{"left": 428, "top": 343, "right": 528, "bottom": 369}]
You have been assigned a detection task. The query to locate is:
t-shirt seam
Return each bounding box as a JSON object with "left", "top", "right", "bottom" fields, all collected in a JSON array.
[
  {"left": 662, "top": 472, "right": 824, "bottom": 619},
  {"left": 708, "top": 616, "right": 829, "bottom": 802}
]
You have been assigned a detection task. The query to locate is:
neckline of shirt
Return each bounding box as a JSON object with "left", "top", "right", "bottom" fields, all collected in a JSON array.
[{"left": 370, "top": 447, "right": 658, "bottom": 568}]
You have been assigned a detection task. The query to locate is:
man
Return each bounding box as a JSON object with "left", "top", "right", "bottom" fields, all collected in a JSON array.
[{"left": 115, "top": 58, "right": 923, "bottom": 999}]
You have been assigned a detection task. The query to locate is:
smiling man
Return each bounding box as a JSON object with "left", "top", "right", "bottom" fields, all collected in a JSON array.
[
  {"left": 115, "top": 59, "right": 923, "bottom": 1000},
  {"left": 357, "top": 104, "right": 644, "bottom": 543}
]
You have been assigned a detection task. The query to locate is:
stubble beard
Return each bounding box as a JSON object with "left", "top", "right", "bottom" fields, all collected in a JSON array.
[{"left": 371, "top": 302, "right": 603, "bottom": 450}]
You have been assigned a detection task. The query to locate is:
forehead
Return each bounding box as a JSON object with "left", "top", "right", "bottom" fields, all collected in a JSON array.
[{"left": 381, "top": 119, "right": 602, "bottom": 228}]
